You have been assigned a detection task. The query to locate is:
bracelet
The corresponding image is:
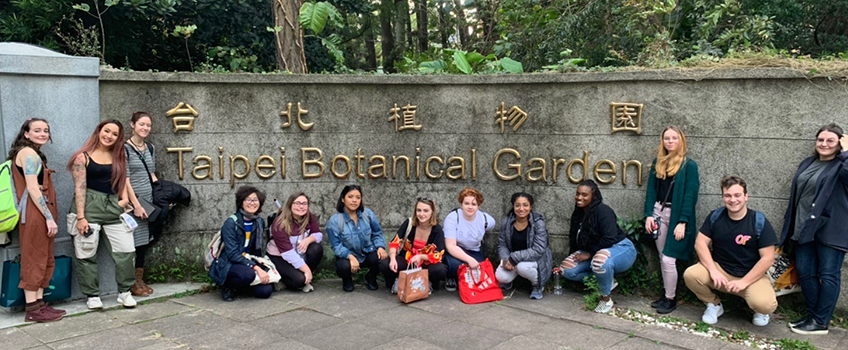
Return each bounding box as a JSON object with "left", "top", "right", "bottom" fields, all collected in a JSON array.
[{"left": 76, "top": 216, "right": 86, "bottom": 221}]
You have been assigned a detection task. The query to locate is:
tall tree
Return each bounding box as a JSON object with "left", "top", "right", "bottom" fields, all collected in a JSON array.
[
  {"left": 416, "top": 0, "right": 428, "bottom": 52},
  {"left": 379, "top": 0, "right": 396, "bottom": 72},
  {"left": 273, "top": 0, "right": 308, "bottom": 73}
]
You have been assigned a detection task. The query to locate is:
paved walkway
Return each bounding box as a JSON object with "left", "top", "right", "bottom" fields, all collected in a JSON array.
[{"left": 2, "top": 280, "right": 846, "bottom": 350}]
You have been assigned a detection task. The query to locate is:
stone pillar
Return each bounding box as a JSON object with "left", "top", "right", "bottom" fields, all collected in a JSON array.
[{"left": 0, "top": 43, "right": 105, "bottom": 306}]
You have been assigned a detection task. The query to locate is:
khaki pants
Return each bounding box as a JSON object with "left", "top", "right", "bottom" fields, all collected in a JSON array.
[{"left": 683, "top": 262, "right": 777, "bottom": 314}]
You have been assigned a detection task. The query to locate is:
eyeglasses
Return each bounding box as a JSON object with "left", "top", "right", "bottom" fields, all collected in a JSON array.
[
  {"left": 417, "top": 197, "right": 434, "bottom": 203},
  {"left": 293, "top": 201, "right": 309, "bottom": 207},
  {"left": 244, "top": 198, "right": 260, "bottom": 204},
  {"left": 816, "top": 138, "right": 838, "bottom": 146}
]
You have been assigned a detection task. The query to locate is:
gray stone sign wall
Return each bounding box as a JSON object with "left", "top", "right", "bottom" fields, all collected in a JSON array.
[{"left": 98, "top": 69, "right": 847, "bottom": 307}]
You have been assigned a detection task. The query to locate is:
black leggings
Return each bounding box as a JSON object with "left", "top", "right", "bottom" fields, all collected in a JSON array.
[
  {"left": 379, "top": 253, "right": 447, "bottom": 288},
  {"left": 135, "top": 244, "right": 148, "bottom": 268},
  {"left": 335, "top": 251, "right": 382, "bottom": 282},
  {"left": 268, "top": 242, "right": 323, "bottom": 290}
]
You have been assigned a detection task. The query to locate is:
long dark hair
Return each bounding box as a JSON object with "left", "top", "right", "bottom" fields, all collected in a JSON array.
[
  {"left": 570, "top": 180, "right": 603, "bottom": 234},
  {"left": 335, "top": 184, "right": 364, "bottom": 213},
  {"left": 66, "top": 119, "right": 128, "bottom": 196},
  {"left": 7, "top": 118, "right": 51, "bottom": 165},
  {"left": 508, "top": 192, "right": 534, "bottom": 217}
]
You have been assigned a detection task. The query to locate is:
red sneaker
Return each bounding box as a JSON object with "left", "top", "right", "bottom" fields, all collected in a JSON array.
[
  {"left": 42, "top": 304, "right": 67, "bottom": 316},
  {"left": 25, "top": 305, "right": 63, "bottom": 323}
]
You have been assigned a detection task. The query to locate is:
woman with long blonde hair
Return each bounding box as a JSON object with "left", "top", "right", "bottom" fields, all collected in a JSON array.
[{"left": 643, "top": 125, "right": 700, "bottom": 314}]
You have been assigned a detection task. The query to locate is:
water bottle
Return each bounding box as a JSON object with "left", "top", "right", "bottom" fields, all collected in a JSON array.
[{"left": 553, "top": 273, "right": 563, "bottom": 295}]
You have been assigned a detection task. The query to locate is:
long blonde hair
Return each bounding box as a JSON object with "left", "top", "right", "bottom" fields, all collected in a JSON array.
[
  {"left": 655, "top": 126, "right": 688, "bottom": 179},
  {"left": 273, "top": 192, "right": 312, "bottom": 236}
]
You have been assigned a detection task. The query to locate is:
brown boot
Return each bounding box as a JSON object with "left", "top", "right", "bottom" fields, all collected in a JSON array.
[
  {"left": 131, "top": 268, "right": 151, "bottom": 297},
  {"left": 137, "top": 268, "right": 154, "bottom": 295},
  {"left": 25, "top": 305, "right": 62, "bottom": 323}
]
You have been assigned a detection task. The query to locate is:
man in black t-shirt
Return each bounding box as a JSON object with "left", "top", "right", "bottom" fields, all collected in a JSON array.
[{"left": 683, "top": 176, "right": 778, "bottom": 326}]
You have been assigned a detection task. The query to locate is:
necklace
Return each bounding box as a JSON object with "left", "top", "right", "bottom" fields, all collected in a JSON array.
[{"left": 128, "top": 137, "right": 146, "bottom": 150}]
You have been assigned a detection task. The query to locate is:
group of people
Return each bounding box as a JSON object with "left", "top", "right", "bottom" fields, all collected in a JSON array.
[
  {"left": 12, "top": 114, "right": 177, "bottom": 323},
  {"left": 12, "top": 118, "right": 848, "bottom": 335}
]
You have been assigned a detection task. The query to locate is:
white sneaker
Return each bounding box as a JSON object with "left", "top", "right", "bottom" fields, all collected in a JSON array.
[
  {"left": 391, "top": 279, "right": 398, "bottom": 294},
  {"left": 701, "top": 302, "right": 724, "bottom": 324},
  {"left": 302, "top": 283, "right": 314, "bottom": 293},
  {"left": 752, "top": 312, "right": 770, "bottom": 326},
  {"left": 594, "top": 298, "right": 614, "bottom": 313},
  {"left": 86, "top": 296, "right": 103, "bottom": 310},
  {"left": 117, "top": 291, "right": 137, "bottom": 308}
]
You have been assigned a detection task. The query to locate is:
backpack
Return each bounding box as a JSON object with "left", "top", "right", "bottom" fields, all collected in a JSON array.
[
  {"left": 204, "top": 214, "right": 238, "bottom": 271},
  {"left": 336, "top": 210, "right": 371, "bottom": 233},
  {"left": 451, "top": 208, "right": 489, "bottom": 230},
  {"left": 0, "top": 160, "right": 30, "bottom": 233},
  {"left": 708, "top": 206, "right": 765, "bottom": 239}
]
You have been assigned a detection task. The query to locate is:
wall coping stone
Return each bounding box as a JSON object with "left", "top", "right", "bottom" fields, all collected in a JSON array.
[{"left": 0, "top": 42, "right": 99, "bottom": 77}]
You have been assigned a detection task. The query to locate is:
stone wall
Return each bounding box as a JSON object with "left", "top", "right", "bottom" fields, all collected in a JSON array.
[{"left": 98, "top": 69, "right": 848, "bottom": 306}]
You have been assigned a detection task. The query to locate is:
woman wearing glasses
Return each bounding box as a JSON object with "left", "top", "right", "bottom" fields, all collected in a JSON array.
[
  {"left": 782, "top": 124, "right": 848, "bottom": 335},
  {"left": 267, "top": 192, "right": 323, "bottom": 292},
  {"left": 327, "top": 184, "right": 387, "bottom": 292},
  {"left": 379, "top": 197, "right": 447, "bottom": 293}
]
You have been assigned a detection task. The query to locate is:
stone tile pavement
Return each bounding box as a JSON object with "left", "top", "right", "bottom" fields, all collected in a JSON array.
[{"left": 1, "top": 280, "right": 846, "bottom": 350}]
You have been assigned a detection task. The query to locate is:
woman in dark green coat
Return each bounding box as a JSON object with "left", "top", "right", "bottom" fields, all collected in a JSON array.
[{"left": 643, "top": 125, "right": 699, "bottom": 314}]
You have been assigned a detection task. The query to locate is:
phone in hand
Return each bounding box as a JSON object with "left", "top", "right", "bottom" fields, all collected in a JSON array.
[{"left": 83, "top": 225, "right": 94, "bottom": 238}]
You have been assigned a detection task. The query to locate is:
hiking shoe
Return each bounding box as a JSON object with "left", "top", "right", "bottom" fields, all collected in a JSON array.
[
  {"left": 445, "top": 278, "right": 457, "bottom": 291},
  {"left": 650, "top": 297, "right": 665, "bottom": 308},
  {"left": 701, "top": 303, "right": 724, "bottom": 325},
  {"left": 302, "top": 283, "right": 314, "bottom": 293},
  {"left": 594, "top": 298, "right": 614, "bottom": 313},
  {"left": 790, "top": 321, "right": 828, "bottom": 335},
  {"left": 530, "top": 286, "right": 544, "bottom": 300},
  {"left": 752, "top": 313, "right": 770, "bottom": 326},
  {"left": 117, "top": 291, "right": 137, "bottom": 308},
  {"left": 87, "top": 296, "right": 103, "bottom": 310},
  {"left": 25, "top": 305, "right": 62, "bottom": 323},
  {"left": 789, "top": 315, "right": 810, "bottom": 328},
  {"left": 656, "top": 298, "right": 677, "bottom": 314}
]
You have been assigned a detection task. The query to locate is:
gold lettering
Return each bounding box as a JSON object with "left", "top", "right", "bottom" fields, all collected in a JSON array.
[
  {"left": 392, "top": 156, "right": 411, "bottom": 179},
  {"left": 301, "top": 147, "right": 325, "bottom": 179},
  {"left": 446, "top": 156, "right": 466, "bottom": 180},
  {"left": 492, "top": 148, "right": 521, "bottom": 181},
  {"left": 622, "top": 160, "right": 643, "bottom": 186},
  {"left": 280, "top": 147, "right": 286, "bottom": 179},
  {"left": 166, "top": 147, "right": 193, "bottom": 180},
  {"left": 551, "top": 158, "right": 567, "bottom": 183},
  {"left": 218, "top": 147, "right": 224, "bottom": 179},
  {"left": 415, "top": 147, "right": 421, "bottom": 179},
  {"left": 229, "top": 155, "right": 250, "bottom": 188},
  {"left": 471, "top": 149, "right": 477, "bottom": 180},
  {"left": 526, "top": 158, "right": 546, "bottom": 182},
  {"left": 425, "top": 156, "right": 444, "bottom": 179},
  {"left": 566, "top": 151, "right": 589, "bottom": 184},
  {"left": 593, "top": 160, "right": 616, "bottom": 184},
  {"left": 368, "top": 155, "right": 388, "bottom": 179},
  {"left": 192, "top": 155, "right": 213, "bottom": 180},
  {"left": 331, "top": 155, "right": 352, "bottom": 179},
  {"left": 255, "top": 155, "right": 276, "bottom": 179}
]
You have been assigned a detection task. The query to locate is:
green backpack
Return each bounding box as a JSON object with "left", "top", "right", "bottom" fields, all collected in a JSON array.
[{"left": 0, "top": 160, "right": 29, "bottom": 233}]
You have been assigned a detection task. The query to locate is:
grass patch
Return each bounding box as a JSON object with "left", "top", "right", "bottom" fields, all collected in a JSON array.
[{"left": 775, "top": 338, "right": 817, "bottom": 350}]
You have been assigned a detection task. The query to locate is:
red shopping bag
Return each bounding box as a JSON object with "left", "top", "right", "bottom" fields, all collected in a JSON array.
[{"left": 457, "top": 259, "right": 502, "bottom": 304}]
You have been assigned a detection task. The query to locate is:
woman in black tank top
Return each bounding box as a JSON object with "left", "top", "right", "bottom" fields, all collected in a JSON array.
[{"left": 66, "top": 120, "right": 137, "bottom": 310}]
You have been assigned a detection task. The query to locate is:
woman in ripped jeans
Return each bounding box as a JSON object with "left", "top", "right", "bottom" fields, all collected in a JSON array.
[{"left": 560, "top": 180, "right": 637, "bottom": 314}]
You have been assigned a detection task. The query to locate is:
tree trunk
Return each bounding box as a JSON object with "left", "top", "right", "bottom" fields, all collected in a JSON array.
[
  {"left": 380, "top": 0, "right": 396, "bottom": 73},
  {"left": 393, "top": 0, "right": 408, "bottom": 57},
  {"left": 364, "top": 15, "right": 378, "bottom": 71},
  {"left": 417, "top": 0, "right": 428, "bottom": 52},
  {"left": 273, "top": 0, "right": 308, "bottom": 73},
  {"left": 438, "top": 3, "right": 448, "bottom": 48},
  {"left": 454, "top": 0, "right": 468, "bottom": 49}
]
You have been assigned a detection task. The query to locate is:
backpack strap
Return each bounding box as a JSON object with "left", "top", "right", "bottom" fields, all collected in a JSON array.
[
  {"left": 454, "top": 208, "right": 488, "bottom": 230},
  {"left": 399, "top": 217, "right": 413, "bottom": 253},
  {"left": 709, "top": 206, "right": 764, "bottom": 238},
  {"left": 126, "top": 141, "right": 155, "bottom": 188}
]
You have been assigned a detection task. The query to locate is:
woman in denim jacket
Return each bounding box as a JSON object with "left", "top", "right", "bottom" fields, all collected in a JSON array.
[
  {"left": 326, "top": 184, "right": 387, "bottom": 292},
  {"left": 495, "top": 192, "right": 552, "bottom": 300}
]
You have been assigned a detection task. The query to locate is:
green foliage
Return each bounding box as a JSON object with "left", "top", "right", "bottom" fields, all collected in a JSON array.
[
  {"left": 582, "top": 275, "right": 601, "bottom": 310},
  {"left": 299, "top": 1, "right": 346, "bottom": 71},
  {"left": 693, "top": 321, "right": 710, "bottom": 333},
  {"left": 731, "top": 330, "right": 750, "bottom": 340},
  {"left": 414, "top": 49, "right": 523, "bottom": 74},
  {"left": 775, "top": 338, "right": 817, "bottom": 350},
  {"left": 615, "top": 216, "right": 662, "bottom": 296},
  {"left": 146, "top": 246, "right": 209, "bottom": 284},
  {"left": 542, "top": 50, "right": 587, "bottom": 72}
]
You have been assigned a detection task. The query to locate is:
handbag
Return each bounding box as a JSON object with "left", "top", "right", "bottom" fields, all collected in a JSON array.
[
  {"left": 246, "top": 254, "right": 282, "bottom": 286},
  {"left": 1, "top": 255, "right": 72, "bottom": 307},
  {"left": 458, "top": 259, "right": 503, "bottom": 304},
  {"left": 398, "top": 264, "right": 429, "bottom": 303},
  {"left": 768, "top": 248, "right": 801, "bottom": 296}
]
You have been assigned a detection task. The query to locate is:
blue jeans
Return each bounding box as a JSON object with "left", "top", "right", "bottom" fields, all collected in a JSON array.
[
  {"left": 445, "top": 247, "right": 485, "bottom": 279},
  {"left": 562, "top": 238, "right": 637, "bottom": 296},
  {"left": 796, "top": 241, "right": 845, "bottom": 325}
]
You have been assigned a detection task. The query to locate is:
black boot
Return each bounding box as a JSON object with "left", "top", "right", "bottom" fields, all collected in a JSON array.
[
  {"left": 364, "top": 270, "right": 379, "bottom": 291},
  {"left": 221, "top": 286, "right": 234, "bottom": 302},
  {"left": 342, "top": 277, "right": 355, "bottom": 292}
]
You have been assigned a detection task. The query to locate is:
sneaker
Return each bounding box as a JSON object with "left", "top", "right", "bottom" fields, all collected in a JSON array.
[
  {"left": 530, "top": 286, "right": 544, "bottom": 300},
  {"left": 701, "top": 302, "right": 724, "bottom": 325},
  {"left": 42, "top": 304, "right": 66, "bottom": 316},
  {"left": 25, "top": 305, "right": 62, "bottom": 323},
  {"left": 594, "top": 298, "right": 614, "bottom": 313},
  {"left": 790, "top": 321, "right": 828, "bottom": 335},
  {"left": 429, "top": 282, "right": 433, "bottom": 295},
  {"left": 752, "top": 313, "right": 770, "bottom": 326},
  {"left": 86, "top": 296, "right": 103, "bottom": 310},
  {"left": 445, "top": 278, "right": 457, "bottom": 292},
  {"left": 222, "top": 286, "right": 235, "bottom": 301},
  {"left": 650, "top": 297, "right": 665, "bottom": 308},
  {"left": 656, "top": 298, "right": 677, "bottom": 314},
  {"left": 391, "top": 279, "right": 398, "bottom": 294},
  {"left": 788, "top": 315, "right": 809, "bottom": 328},
  {"left": 499, "top": 282, "right": 514, "bottom": 290},
  {"left": 117, "top": 291, "right": 137, "bottom": 308},
  {"left": 611, "top": 279, "right": 619, "bottom": 292},
  {"left": 302, "top": 283, "right": 314, "bottom": 293}
]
